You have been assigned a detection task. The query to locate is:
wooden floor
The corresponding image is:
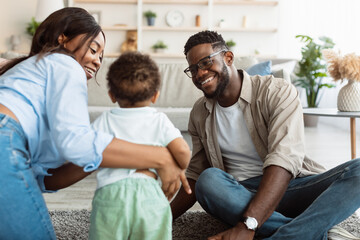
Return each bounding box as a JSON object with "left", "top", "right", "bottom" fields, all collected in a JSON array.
[{"left": 44, "top": 122, "right": 360, "bottom": 213}]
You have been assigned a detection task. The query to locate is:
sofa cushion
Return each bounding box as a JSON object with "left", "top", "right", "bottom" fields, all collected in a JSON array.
[
  {"left": 88, "top": 106, "right": 191, "bottom": 132},
  {"left": 154, "top": 63, "right": 203, "bottom": 108},
  {"left": 246, "top": 60, "right": 272, "bottom": 76},
  {"left": 271, "top": 60, "right": 297, "bottom": 75},
  {"left": 233, "top": 56, "right": 258, "bottom": 70},
  {"left": 0, "top": 51, "right": 26, "bottom": 59},
  {"left": 87, "top": 58, "right": 203, "bottom": 108},
  {"left": 88, "top": 57, "right": 117, "bottom": 107}
]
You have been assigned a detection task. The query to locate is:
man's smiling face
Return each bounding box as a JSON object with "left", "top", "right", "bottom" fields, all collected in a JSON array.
[{"left": 186, "top": 43, "right": 229, "bottom": 98}]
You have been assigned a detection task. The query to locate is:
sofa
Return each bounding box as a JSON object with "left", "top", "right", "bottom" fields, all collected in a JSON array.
[
  {"left": 0, "top": 51, "right": 297, "bottom": 147},
  {"left": 88, "top": 55, "right": 296, "bottom": 147}
]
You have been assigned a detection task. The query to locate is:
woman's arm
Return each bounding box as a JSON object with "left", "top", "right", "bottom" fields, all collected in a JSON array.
[
  {"left": 102, "top": 138, "right": 191, "bottom": 199},
  {"left": 43, "top": 138, "right": 169, "bottom": 190},
  {"left": 100, "top": 138, "right": 169, "bottom": 169},
  {"left": 44, "top": 162, "right": 93, "bottom": 191},
  {"left": 44, "top": 138, "right": 191, "bottom": 199}
]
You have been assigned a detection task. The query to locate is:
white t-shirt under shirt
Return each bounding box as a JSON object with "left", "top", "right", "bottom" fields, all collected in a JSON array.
[
  {"left": 215, "top": 101, "right": 263, "bottom": 181},
  {"left": 91, "top": 107, "right": 182, "bottom": 189}
]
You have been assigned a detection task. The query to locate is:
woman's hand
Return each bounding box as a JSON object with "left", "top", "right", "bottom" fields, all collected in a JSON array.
[
  {"left": 157, "top": 158, "right": 192, "bottom": 200},
  {"left": 101, "top": 138, "right": 192, "bottom": 199}
]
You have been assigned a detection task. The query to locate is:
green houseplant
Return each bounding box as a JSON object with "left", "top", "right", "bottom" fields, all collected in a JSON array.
[
  {"left": 294, "top": 35, "right": 336, "bottom": 108},
  {"left": 144, "top": 10, "right": 157, "bottom": 26},
  {"left": 226, "top": 39, "right": 236, "bottom": 48},
  {"left": 226, "top": 39, "right": 236, "bottom": 51},
  {"left": 26, "top": 17, "right": 41, "bottom": 36},
  {"left": 152, "top": 40, "right": 168, "bottom": 53}
]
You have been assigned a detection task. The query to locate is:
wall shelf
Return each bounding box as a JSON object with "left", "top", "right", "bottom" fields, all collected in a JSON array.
[
  {"left": 143, "top": 0, "right": 208, "bottom": 4},
  {"left": 102, "top": 25, "right": 137, "bottom": 31},
  {"left": 104, "top": 52, "right": 185, "bottom": 58},
  {"left": 213, "top": 27, "right": 277, "bottom": 32},
  {"left": 73, "top": 0, "right": 280, "bottom": 57},
  {"left": 213, "top": 1, "right": 278, "bottom": 6},
  {"left": 74, "top": 0, "right": 137, "bottom": 3},
  {"left": 75, "top": 0, "right": 278, "bottom": 5},
  {"left": 142, "top": 26, "right": 206, "bottom": 31}
]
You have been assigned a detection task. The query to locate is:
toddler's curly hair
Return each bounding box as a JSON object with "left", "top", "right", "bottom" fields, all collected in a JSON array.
[{"left": 107, "top": 52, "right": 160, "bottom": 106}]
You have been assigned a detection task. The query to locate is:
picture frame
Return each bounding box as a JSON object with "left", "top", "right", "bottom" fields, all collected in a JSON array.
[{"left": 89, "top": 11, "right": 101, "bottom": 24}]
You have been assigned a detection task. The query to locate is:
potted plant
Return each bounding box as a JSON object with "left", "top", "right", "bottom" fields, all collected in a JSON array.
[
  {"left": 294, "top": 35, "right": 336, "bottom": 108},
  {"left": 323, "top": 50, "right": 360, "bottom": 111},
  {"left": 26, "top": 17, "right": 41, "bottom": 36},
  {"left": 144, "top": 10, "right": 157, "bottom": 26},
  {"left": 152, "top": 40, "right": 167, "bottom": 53},
  {"left": 226, "top": 40, "right": 236, "bottom": 52}
]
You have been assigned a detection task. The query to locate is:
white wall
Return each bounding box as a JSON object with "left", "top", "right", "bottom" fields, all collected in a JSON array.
[
  {"left": 1, "top": 0, "right": 37, "bottom": 53},
  {"left": 2, "top": 0, "right": 360, "bottom": 56},
  {"left": 278, "top": 0, "right": 360, "bottom": 59},
  {"left": 2, "top": 0, "right": 360, "bottom": 132}
]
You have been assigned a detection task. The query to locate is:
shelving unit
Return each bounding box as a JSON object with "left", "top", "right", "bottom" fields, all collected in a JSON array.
[
  {"left": 142, "top": 26, "right": 205, "bottom": 31},
  {"left": 143, "top": 0, "right": 208, "bottom": 4},
  {"left": 73, "top": 0, "right": 279, "bottom": 58},
  {"left": 213, "top": 1, "right": 278, "bottom": 6}
]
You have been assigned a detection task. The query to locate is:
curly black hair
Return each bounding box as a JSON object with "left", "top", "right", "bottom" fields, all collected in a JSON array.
[
  {"left": 107, "top": 52, "right": 160, "bottom": 106},
  {"left": 184, "top": 30, "right": 228, "bottom": 56}
]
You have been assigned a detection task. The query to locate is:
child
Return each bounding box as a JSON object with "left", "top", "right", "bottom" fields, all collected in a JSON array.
[{"left": 89, "top": 52, "right": 191, "bottom": 240}]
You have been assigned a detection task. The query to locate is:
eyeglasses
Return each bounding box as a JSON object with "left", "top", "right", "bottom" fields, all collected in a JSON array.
[{"left": 184, "top": 49, "right": 226, "bottom": 78}]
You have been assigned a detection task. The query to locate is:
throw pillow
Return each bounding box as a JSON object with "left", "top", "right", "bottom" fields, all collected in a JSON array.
[
  {"left": 271, "top": 60, "right": 297, "bottom": 75},
  {"left": 0, "top": 51, "right": 26, "bottom": 59},
  {"left": 233, "top": 56, "right": 258, "bottom": 70},
  {"left": 246, "top": 60, "right": 272, "bottom": 76}
]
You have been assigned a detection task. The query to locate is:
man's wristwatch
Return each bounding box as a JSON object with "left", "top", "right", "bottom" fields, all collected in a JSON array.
[{"left": 243, "top": 216, "right": 258, "bottom": 231}]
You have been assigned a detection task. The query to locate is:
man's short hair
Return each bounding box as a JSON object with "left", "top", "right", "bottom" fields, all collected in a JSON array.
[
  {"left": 107, "top": 52, "right": 160, "bottom": 106},
  {"left": 184, "top": 30, "right": 228, "bottom": 56}
]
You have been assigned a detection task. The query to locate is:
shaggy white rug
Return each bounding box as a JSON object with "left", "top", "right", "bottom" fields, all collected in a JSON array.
[{"left": 50, "top": 210, "right": 360, "bottom": 240}]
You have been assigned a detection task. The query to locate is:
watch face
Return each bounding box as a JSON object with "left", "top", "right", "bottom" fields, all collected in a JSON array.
[
  {"left": 166, "top": 10, "right": 184, "bottom": 27},
  {"left": 244, "top": 217, "right": 258, "bottom": 230}
]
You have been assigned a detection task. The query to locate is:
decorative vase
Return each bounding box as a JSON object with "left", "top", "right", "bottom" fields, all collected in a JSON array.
[{"left": 337, "top": 80, "right": 360, "bottom": 112}]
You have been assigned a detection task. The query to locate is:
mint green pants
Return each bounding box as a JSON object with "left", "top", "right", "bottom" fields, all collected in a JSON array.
[{"left": 89, "top": 177, "right": 172, "bottom": 240}]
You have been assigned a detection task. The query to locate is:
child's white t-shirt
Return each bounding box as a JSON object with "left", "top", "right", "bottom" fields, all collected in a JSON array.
[{"left": 92, "top": 107, "right": 182, "bottom": 189}]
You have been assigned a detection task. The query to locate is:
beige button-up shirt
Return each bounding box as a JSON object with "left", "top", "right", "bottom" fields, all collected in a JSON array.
[{"left": 186, "top": 70, "right": 325, "bottom": 181}]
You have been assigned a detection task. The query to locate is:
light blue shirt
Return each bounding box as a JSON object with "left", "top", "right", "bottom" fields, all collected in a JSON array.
[{"left": 0, "top": 53, "right": 113, "bottom": 192}]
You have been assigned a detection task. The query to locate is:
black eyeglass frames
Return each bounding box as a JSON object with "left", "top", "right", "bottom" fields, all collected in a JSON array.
[{"left": 184, "top": 49, "right": 227, "bottom": 78}]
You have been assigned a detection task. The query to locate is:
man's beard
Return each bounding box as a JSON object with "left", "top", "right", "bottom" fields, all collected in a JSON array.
[{"left": 204, "top": 64, "right": 229, "bottom": 99}]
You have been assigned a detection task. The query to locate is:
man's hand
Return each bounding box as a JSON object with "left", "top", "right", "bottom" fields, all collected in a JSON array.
[
  {"left": 208, "top": 223, "right": 255, "bottom": 240},
  {"left": 157, "top": 161, "right": 191, "bottom": 200}
]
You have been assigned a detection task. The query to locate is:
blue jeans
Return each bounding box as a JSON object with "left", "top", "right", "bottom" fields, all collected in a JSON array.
[
  {"left": 195, "top": 160, "right": 360, "bottom": 240},
  {"left": 0, "top": 114, "right": 56, "bottom": 240}
]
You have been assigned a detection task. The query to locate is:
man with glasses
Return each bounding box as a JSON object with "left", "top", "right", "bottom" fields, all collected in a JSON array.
[{"left": 170, "top": 30, "right": 360, "bottom": 240}]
